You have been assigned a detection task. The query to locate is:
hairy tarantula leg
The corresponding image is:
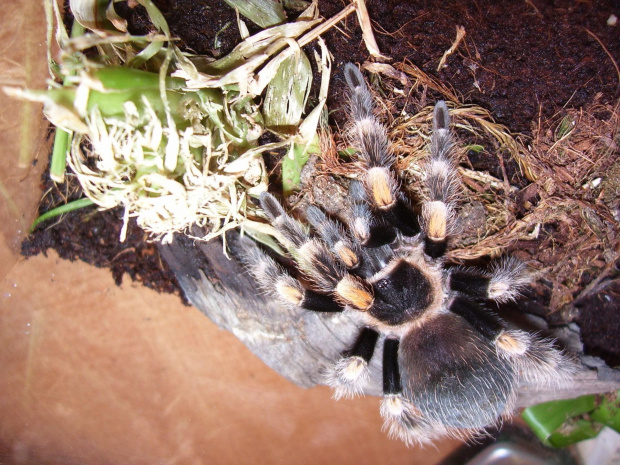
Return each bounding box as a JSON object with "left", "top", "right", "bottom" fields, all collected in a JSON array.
[
  {"left": 348, "top": 181, "right": 397, "bottom": 247},
  {"left": 305, "top": 205, "right": 361, "bottom": 270},
  {"left": 326, "top": 327, "right": 378, "bottom": 399},
  {"left": 298, "top": 239, "right": 377, "bottom": 311},
  {"left": 508, "top": 335, "right": 578, "bottom": 386},
  {"left": 449, "top": 257, "right": 531, "bottom": 303},
  {"left": 241, "top": 245, "right": 344, "bottom": 312},
  {"left": 449, "top": 297, "right": 529, "bottom": 356},
  {"left": 260, "top": 191, "right": 375, "bottom": 302},
  {"left": 343, "top": 64, "right": 420, "bottom": 237},
  {"left": 259, "top": 192, "right": 309, "bottom": 248},
  {"left": 343, "top": 63, "right": 374, "bottom": 121},
  {"left": 422, "top": 101, "right": 461, "bottom": 258},
  {"left": 380, "top": 338, "right": 434, "bottom": 446},
  {"left": 259, "top": 193, "right": 372, "bottom": 306},
  {"left": 449, "top": 297, "right": 576, "bottom": 384},
  {"left": 349, "top": 180, "right": 373, "bottom": 243},
  {"left": 448, "top": 258, "right": 573, "bottom": 384}
]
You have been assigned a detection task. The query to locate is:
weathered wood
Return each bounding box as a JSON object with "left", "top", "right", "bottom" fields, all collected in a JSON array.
[{"left": 159, "top": 231, "right": 620, "bottom": 407}]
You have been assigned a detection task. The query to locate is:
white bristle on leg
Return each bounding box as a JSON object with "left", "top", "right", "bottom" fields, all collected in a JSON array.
[
  {"left": 325, "top": 356, "right": 370, "bottom": 400},
  {"left": 380, "top": 394, "right": 435, "bottom": 447},
  {"left": 511, "top": 336, "right": 579, "bottom": 386},
  {"left": 487, "top": 257, "right": 531, "bottom": 302},
  {"left": 495, "top": 329, "right": 531, "bottom": 357}
]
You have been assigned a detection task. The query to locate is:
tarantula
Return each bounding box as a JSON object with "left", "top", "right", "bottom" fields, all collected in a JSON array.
[{"left": 244, "top": 64, "right": 573, "bottom": 445}]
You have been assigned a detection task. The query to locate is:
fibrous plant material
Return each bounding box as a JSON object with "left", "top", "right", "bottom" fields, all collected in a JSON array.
[
  {"left": 524, "top": 103, "right": 620, "bottom": 311},
  {"left": 436, "top": 25, "right": 466, "bottom": 72},
  {"left": 7, "top": 0, "right": 337, "bottom": 244}
]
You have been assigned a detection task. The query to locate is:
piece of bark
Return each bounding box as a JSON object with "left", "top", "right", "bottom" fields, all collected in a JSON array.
[{"left": 158, "top": 230, "right": 620, "bottom": 406}]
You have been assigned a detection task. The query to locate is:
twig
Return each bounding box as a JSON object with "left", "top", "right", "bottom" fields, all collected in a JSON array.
[
  {"left": 524, "top": 0, "right": 543, "bottom": 17},
  {"left": 354, "top": 0, "right": 390, "bottom": 61},
  {"left": 585, "top": 28, "right": 620, "bottom": 92},
  {"left": 362, "top": 62, "right": 409, "bottom": 86},
  {"left": 437, "top": 26, "right": 466, "bottom": 72},
  {"left": 298, "top": 3, "right": 356, "bottom": 47},
  {"left": 458, "top": 167, "right": 518, "bottom": 193},
  {"left": 496, "top": 152, "right": 512, "bottom": 196}
]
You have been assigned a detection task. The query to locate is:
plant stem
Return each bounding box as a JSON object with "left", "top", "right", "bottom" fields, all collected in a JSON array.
[
  {"left": 49, "top": 128, "right": 71, "bottom": 182},
  {"left": 49, "top": 19, "right": 85, "bottom": 183},
  {"left": 30, "top": 197, "right": 95, "bottom": 232}
]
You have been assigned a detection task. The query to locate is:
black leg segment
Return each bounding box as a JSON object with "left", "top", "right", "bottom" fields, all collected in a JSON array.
[
  {"left": 424, "top": 237, "right": 448, "bottom": 259},
  {"left": 383, "top": 337, "right": 402, "bottom": 395},
  {"left": 449, "top": 270, "right": 490, "bottom": 298},
  {"left": 383, "top": 199, "right": 421, "bottom": 237},
  {"left": 301, "top": 290, "right": 345, "bottom": 313},
  {"left": 448, "top": 297, "right": 504, "bottom": 341},
  {"left": 349, "top": 327, "right": 380, "bottom": 362}
]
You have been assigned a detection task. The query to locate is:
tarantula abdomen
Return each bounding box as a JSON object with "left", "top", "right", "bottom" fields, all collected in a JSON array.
[{"left": 400, "top": 312, "right": 515, "bottom": 431}]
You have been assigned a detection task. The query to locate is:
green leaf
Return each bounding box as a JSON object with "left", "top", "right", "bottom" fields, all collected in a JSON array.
[
  {"left": 522, "top": 394, "right": 599, "bottom": 447},
  {"left": 93, "top": 67, "right": 185, "bottom": 90},
  {"left": 50, "top": 129, "right": 71, "bottom": 183},
  {"left": 591, "top": 391, "right": 620, "bottom": 432},
  {"left": 134, "top": 0, "right": 170, "bottom": 36},
  {"left": 555, "top": 114, "right": 575, "bottom": 140},
  {"left": 283, "top": 0, "right": 311, "bottom": 11},
  {"left": 224, "top": 0, "right": 286, "bottom": 28},
  {"left": 48, "top": 18, "right": 85, "bottom": 183},
  {"left": 30, "top": 197, "right": 95, "bottom": 232},
  {"left": 547, "top": 419, "right": 602, "bottom": 448},
  {"left": 244, "top": 228, "right": 287, "bottom": 256},
  {"left": 465, "top": 144, "right": 485, "bottom": 153},
  {"left": 338, "top": 147, "right": 357, "bottom": 158},
  {"left": 282, "top": 134, "right": 319, "bottom": 196}
]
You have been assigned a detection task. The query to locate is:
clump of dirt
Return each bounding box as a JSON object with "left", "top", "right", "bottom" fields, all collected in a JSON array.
[
  {"left": 576, "top": 280, "right": 620, "bottom": 367},
  {"left": 22, "top": 172, "right": 182, "bottom": 297},
  {"left": 23, "top": 0, "right": 620, "bottom": 365}
]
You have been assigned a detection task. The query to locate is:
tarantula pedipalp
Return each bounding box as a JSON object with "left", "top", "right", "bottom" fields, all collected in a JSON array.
[{"left": 244, "top": 64, "right": 574, "bottom": 445}]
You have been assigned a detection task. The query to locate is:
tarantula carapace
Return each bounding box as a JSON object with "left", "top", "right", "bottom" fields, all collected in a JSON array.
[{"left": 244, "top": 64, "right": 573, "bottom": 445}]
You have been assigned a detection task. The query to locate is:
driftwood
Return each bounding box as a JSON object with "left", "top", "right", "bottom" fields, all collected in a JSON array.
[{"left": 159, "top": 230, "right": 620, "bottom": 408}]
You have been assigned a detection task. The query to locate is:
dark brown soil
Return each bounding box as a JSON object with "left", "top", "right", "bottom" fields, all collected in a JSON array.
[
  {"left": 23, "top": 0, "right": 620, "bottom": 364},
  {"left": 21, "top": 175, "right": 183, "bottom": 298},
  {"left": 576, "top": 279, "right": 620, "bottom": 366}
]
